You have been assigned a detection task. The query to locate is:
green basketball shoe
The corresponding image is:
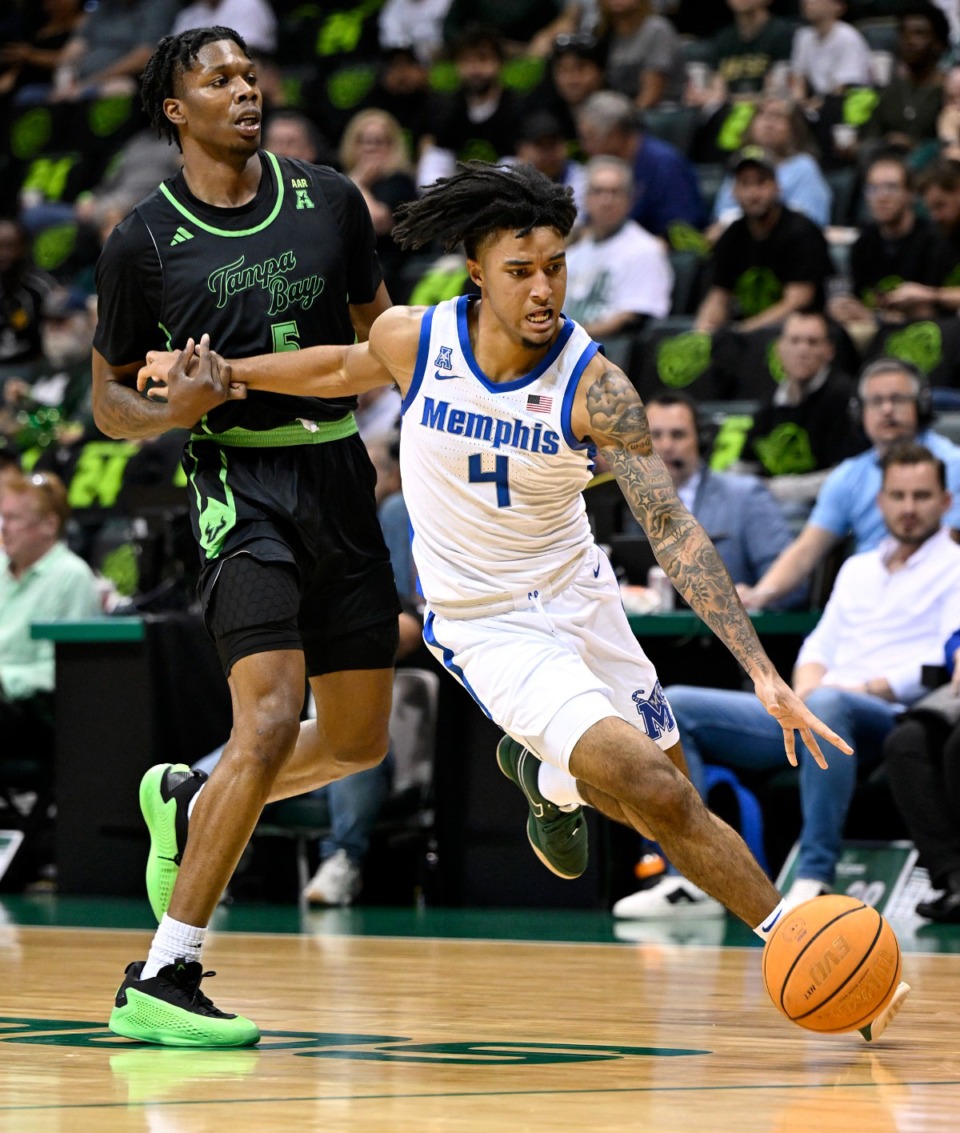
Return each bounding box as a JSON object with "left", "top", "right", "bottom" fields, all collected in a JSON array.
[
  {"left": 140, "top": 763, "right": 207, "bottom": 922},
  {"left": 109, "top": 958, "right": 260, "bottom": 1047},
  {"left": 496, "top": 736, "right": 587, "bottom": 879}
]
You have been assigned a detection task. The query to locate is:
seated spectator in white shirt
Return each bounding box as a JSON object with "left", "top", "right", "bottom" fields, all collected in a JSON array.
[
  {"left": 564, "top": 155, "right": 673, "bottom": 338},
  {"left": 789, "top": 0, "right": 873, "bottom": 101},
  {"left": 172, "top": 0, "right": 278, "bottom": 56}
]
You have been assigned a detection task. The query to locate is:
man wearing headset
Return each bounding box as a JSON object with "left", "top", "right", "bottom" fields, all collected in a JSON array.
[{"left": 739, "top": 357, "right": 960, "bottom": 611}]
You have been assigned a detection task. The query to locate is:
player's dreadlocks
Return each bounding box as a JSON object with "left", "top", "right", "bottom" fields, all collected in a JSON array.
[
  {"left": 140, "top": 26, "right": 250, "bottom": 150},
  {"left": 393, "top": 161, "right": 578, "bottom": 259}
]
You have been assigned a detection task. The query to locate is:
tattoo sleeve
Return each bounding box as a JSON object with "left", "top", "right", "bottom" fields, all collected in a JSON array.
[
  {"left": 586, "top": 367, "right": 772, "bottom": 679},
  {"left": 94, "top": 374, "right": 175, "bottom": 441}
]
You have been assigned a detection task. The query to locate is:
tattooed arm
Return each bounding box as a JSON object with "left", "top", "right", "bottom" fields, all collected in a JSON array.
[{"left": 572, "top": 358, "right": 851, "bottom": 767}]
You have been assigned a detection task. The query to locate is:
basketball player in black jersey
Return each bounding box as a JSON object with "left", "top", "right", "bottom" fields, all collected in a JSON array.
[{"left": 92, "top": 27, "right": 400, "bottom": 1046}]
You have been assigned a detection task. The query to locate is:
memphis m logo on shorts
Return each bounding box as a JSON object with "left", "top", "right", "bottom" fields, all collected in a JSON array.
[{"left": 631, "top": 682, "right": 676, "bottom": 740}]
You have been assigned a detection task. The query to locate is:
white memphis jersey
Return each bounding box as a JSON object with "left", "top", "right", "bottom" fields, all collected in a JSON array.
[{"left": 400, "top": 294, "right": 601, "bottom": 614}]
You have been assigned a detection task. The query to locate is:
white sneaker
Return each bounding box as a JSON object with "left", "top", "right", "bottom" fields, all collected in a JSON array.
[
  {"left": 303, "top": 849, "right": 362, "bottom": 906},
  {"left": 859, "top": 981, "right": 911, "bottom": 1043},
  {"left": 612, "top": 875, "right": 725, "bottom": 919},
  {"left": 783, "top": 877, "right": 831, "bottom": 910}
]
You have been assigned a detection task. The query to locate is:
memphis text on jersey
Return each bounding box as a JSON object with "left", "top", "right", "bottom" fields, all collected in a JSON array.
[{"left": 420, "top": 395, "right": 562, "bottom": 454}]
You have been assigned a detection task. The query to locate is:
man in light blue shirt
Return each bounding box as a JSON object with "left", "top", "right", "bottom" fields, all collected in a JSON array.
[{"left": 741, "top": 358, "right": 960, "bottom": 610}]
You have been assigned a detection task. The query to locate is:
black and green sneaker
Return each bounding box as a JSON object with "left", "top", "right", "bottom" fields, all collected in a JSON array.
[
  {"left": 109, "top": 958, "right": 260, "bottom": 1047},
  {"left": 140, "top": 763, "right": 207, "bottom": 922},
  {"left": 496, "top": 736, "right": 587, "bottom": 879}
]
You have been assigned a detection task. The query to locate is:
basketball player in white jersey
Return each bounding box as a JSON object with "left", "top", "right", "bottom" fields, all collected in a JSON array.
[{"left": 140, "top": 162, "right": 907, "bottom": 1039}]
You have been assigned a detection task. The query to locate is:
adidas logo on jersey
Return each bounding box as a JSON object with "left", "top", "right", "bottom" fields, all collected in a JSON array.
[{"left": 170, "top": 226, "right": 194, "bottom": 246}]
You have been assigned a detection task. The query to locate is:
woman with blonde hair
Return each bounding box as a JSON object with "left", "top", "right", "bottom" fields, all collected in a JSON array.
[{"left": 339, "top": 108, "right": 419, "bottom": 297}]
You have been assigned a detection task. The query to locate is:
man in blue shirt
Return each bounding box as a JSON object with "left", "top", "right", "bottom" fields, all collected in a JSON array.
[
  {"left": 741, "top": 358, "right": 960, "bottom": 610},
  {"left": 574, "top": 90, "right": 705, "bottom": 240}
]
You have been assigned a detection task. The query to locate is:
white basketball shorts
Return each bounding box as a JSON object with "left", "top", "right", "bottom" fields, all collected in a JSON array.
[{"left": 422, "top": 545, "right": 679, "bottom": 772}]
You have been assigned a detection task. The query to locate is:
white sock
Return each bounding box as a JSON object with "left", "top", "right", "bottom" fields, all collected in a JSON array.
[
  {"left": 538, "top": 761, "right": 586, "bottom": 811},
  {"left": 754, "top": 899, "right": 786, "bottom": 942},
  {"left": 186, "top": 783, "right": 205, "bottom": 821},
  {"left": 141, "top": 914, "right": 207, "bottom": 979}
]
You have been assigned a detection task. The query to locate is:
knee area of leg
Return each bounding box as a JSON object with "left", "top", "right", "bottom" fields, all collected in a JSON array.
[{"left": 804, "top": 686, "right": 848, "bottom": 718}]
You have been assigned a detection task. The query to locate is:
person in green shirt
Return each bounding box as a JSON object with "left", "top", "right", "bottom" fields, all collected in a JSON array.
[{"left": 0, "top": 470, "right": 100, "bottom": 861}]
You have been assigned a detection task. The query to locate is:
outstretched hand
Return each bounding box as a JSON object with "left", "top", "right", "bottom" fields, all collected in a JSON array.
[{"left": 754, "top": 673, "right": 854, "bottom": 769}]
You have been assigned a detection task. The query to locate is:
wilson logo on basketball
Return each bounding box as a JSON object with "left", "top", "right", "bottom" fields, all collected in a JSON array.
[{"left": 803, "top": 935, "right": 852, "bottom": 997}]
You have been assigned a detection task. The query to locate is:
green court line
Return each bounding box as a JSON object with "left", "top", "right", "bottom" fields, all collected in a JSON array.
[{"left": 3, "top": 1079, "right": 960, "bottom": 1112}]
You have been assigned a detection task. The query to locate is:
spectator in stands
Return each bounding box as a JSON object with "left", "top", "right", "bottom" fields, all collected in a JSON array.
[
  {"left": 564, "top": 156, "right": 672, "bottom": 335},
  {"left": 934, "top": 66, "right": 960, "bottom": 162},
  {"left": 687, "top": 0, "right": 795, "bottom": 107},
  {"left": 525, "top": 32, "right": 607, "bottom": 141},
  {"left": 918, "top": 158, "right": 960, "bottom": 248},
  {"left": 575, "top": 90, "right": 705, "bottom": 238},
  {"left": 645, "top": 393, "right": 806, "bottom": 604},
  {"left": 828, "top": 152, "right": 960, "bottom": 332},
  {"left": 619, "top": 444, "right": 960, "bottom": 919},
  {"left": 418, "top": 27, "right": 524, "bottom": 186},
  {"left": 861, "top": 2, "right": 950, "bottom": 152},
  {"left": 694, "top": 147, "right": 833, "bottom": 334},
  {"left": 528, "top": 2, "right": 600, "bottom": 56},
  {"left": 0, "top": 0, "right": 85, "bottom": 104},
  {"left": 339, "top": 109, "right": 418, "bottom": 300},
  {"left": 738, "top": 309, "right": 859, "bottom": 511},
  {"left": 19, "top": 129, "right": 184, "bottom": 245},
  {"left": 598, "top": 0, "right": 686, "bottom": 109},
  {"left": 360, "top": 47, "right": 443, "bottom": 158},
  {"left": 379, "top": 0, "right": 452, "bottom": 62},
  {"left": 171, "top": 1, "right": 278, "bottom": 58},
  {"left": 51, "top": 0, "right": 179, "bottom": 102},
  {"left": 512, "top": 111, "right": 588, "bottom": 216},
  {"left": 263, "top": 109, "right": 335, "bottom": 167},
  {"left": 0, "top": 219, "right": 58, "bottom": 389},
  {"left": 0, "top": 471, "right": 100, "bottom": 881},
  {"left": 442, "top": 0, "right": 565, "bottom": 55},
  {"left": 883, "top": 636, "right": 960, "bottom": 923},
  {"left": 880, "top": 159, "right": 960, "bottom": 316},
  {"left": 788, "top": 0, "right": 873, "bottom": 101},
  {"left": 740, "top": 358, "right": 960, "bottom": 610},
  {"left": 709, "top": 94, "right": 833, "bottom": 229}
]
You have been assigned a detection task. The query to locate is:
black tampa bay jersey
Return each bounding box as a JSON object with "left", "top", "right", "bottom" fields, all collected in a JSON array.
[{"left": 93, "top": 151, "right": 383, "bottom": 435}]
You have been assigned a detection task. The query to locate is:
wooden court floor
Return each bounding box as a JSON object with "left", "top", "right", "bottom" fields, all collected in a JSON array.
[{"left": 2, "top": 904, "right": 959, "bottom": 1133}]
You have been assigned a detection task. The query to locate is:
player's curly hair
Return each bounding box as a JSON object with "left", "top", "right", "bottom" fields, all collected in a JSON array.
[
  {"left": 392, "top": 161, "right": 578, "bottom": 259},
  {"left": 140, "top": 26, "right": 250, "bottom": 150}
]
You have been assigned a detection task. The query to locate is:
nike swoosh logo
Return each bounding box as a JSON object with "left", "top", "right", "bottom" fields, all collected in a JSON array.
[
  {"left": 761, "top": 908, "right": 784, "bottom": 933},
  {"left": 434, "top": 370, "right": 460, "bottom": 380},
  {"left": 593, "top": 564, "right": 601, "bottom": 578}
]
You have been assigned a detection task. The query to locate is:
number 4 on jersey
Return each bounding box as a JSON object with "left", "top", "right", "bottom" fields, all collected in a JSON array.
[{"left": 468, "top": 454, "right": 510, "bottom": 507}]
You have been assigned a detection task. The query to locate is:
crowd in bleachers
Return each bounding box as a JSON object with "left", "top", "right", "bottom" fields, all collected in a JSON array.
[
  {"left": 3, "top": 2, "right": 960, "bottom": 539},
  {"left": 6, "top": 0, "right": 960, "bottom": 915}
]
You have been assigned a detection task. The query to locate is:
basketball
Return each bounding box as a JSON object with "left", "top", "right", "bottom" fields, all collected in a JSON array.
[{"left": 762, "top": 895, "right": 902, "bottom": 1033}]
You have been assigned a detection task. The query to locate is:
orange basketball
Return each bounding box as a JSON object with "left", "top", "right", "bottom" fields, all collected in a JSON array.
[{"left": 762, "top": 895, "right": 902, "bottom": 1033}]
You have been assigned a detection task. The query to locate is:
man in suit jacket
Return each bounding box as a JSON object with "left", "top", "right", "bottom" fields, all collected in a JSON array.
[{"left": 642, "top": 392, "right": 807, "bottom": 608}]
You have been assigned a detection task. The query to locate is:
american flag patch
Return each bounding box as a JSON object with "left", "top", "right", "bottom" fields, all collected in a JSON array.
[{"left": 527, "top": 394, "right": 553, "bottom": 414}]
